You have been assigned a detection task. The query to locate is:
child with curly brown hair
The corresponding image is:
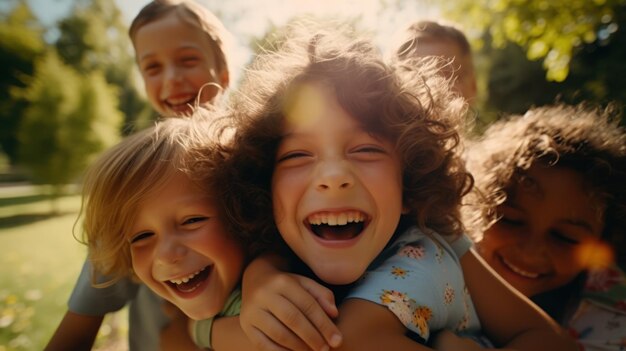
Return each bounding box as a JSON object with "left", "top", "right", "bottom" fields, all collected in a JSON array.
[
  {"left": 464, "top": 104, "right": 626, "bottom": 349},
  {"left": 212, "top": 21, "right": 576, "bottom": 351}
]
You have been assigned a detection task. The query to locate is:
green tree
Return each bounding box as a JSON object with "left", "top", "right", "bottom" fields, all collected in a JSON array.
[
  {"left": 55, "top": 0, "right": 151, "bottom": 133},
  {"left": 441, "top": 0, "right": 624, "bottom": 82},
  {"left": 0, "top": 0, "right": 44, "bottom": 165},
  {"left": 17, "top": 51, "right": 122, "bottom": 210}
]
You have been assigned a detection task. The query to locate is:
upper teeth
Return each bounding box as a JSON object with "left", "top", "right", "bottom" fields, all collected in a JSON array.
[
  {"left": 308, "top": 211, "right": 365, "bottom": 226},
  {"left": 169, "top": 266, "right": 206, "bottom": 285},
  {"left": 501, "top": 258, "right": 540, "bottom": 279},
  {"left": 166, "top": 96, "right": 193, "bottom": 106}
]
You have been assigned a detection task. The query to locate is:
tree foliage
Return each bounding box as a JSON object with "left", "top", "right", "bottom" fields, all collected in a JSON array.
[
  {"left": 54, "top": 0, "right": 151, "bottom": 132},
  {"left": 0, "top": 0, "right": 44, "bottom": 165},
  {"left": 17, "top": 51, "right": 122, "bottom": 200},
  {"left": 441, "top": 0, "right": 625, "bottom": 82}
]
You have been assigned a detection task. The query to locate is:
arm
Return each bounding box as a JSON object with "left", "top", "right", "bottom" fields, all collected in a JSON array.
[
  {"left": 461, "top": 249, "right": 577, "bottom": 350},
  {"left": 334, "top": 299, "right": 435, "bottom": 351},
  {"left": 238, "top": 254, "right": 342, "bottom": 351},
  {"left": 44, "top": 311, "right": 103, "bottom": 351},
  {"left": 332, "top": 301, "right": 519, "bottom": 351},
  {"left": 45, "top": 259, "right": 134, "bottom": 350}
]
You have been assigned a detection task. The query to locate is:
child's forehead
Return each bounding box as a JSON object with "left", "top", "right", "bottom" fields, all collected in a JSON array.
[{"left": 133, "top": 10, "right": 214, "bottom": 47}]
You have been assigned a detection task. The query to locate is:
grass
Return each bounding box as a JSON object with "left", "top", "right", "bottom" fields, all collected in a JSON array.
[{"left": 0, "top": 188, "right": 127, "bottom": 351}]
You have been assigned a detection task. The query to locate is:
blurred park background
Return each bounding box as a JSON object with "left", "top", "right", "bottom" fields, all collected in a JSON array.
[{"left": 1, "top": 0, "right": 625, "bottom": 349}]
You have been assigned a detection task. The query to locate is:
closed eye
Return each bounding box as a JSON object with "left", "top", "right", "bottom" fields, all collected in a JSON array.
[
  {"left": 183, "top": 216, "right": 208, "bottom": 226},
  {"left": 354, "top": 145, "right": 386, "bottom": 153},
  {"left": 551, "top": 231, "right": 580, "bottom": 245},
  {"left": 276, "top": 151, "right": 311, "bottom": 163},
  {"left": 181, "top": 56, "right": 201, "bottom": 66},
  {"left": 142, "top": 63, "right": 161, "bottom": 76},
  {"left": 130, "top": 231, "right": 153, "bottom": 244}
]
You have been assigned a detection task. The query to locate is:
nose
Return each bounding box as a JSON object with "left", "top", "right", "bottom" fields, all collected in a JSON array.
[
  {"left": 512, "top": 235, "right": 551, "bottom": 266},
  {"left": 315, "top": 159, "right": 354, "bottom": 191},
  {"left": 155, "top": 233, "right": 187, "bottom": 265},
  {"left": 163, "top": 65, "right": 182, "bottom": 86}
]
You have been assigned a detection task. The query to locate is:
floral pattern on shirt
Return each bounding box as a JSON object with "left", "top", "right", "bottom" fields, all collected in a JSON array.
[
  {"left": 398, "top": 244, "right": 425, "bottom": 260},
  {"left": 380, "top": 290, "right": 414, "bottom": 326},
  {"left": 347, "top": 227, "right": 481, "bottom": 341},
  {"left": 413, "top": 305, "right": 433, "bottom": 336},
  {"left": 444, "top": 283, "right": 455, "bottom": 305},
  {"left": 391, "top": 266, "right": 410, "bottom": 279}
]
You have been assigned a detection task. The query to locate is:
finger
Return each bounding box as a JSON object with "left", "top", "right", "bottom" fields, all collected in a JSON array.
[
  {"left": 246, "top": 325, "right": 294, "bottom": 351},
  {"left": 297, "top": 276, "right": 339, "bottom": 318},
  {"left": 289, "top": 277, "right": 342, "bottom": 348},
  {"left": 246, "top": 308, "right": 313, "bottom": 351},
  {"left": 273, "top": 287, "right": 337, "bottom": 351}
]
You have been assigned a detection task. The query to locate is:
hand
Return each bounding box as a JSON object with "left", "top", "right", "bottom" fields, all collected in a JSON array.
[{"left": 240, "top": 255, "right": 342, "bottom": 351}]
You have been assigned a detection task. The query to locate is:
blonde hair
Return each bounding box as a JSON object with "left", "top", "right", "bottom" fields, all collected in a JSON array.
[
  {"left": 129, "top": 0, "right": 233, "bottom": 81},
  {"left": 78, "top": 109, "right": 232, "bottom": 286}
]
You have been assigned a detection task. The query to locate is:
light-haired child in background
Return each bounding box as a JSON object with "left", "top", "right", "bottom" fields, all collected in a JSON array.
[
  {"left": 45, "top": 1, "right": 233, "bottom": 350},
  {"left": 463, "top": 104, "right": 626, "bottom": 350},
  {"left": 213, "top": 22, "right": 576, "bottom": 351},
  {"left": 388, "top": 19, "right": 477, "bottom": 105},
  {"left": 131, "top": 0, "right": 232, "bottom": 117}
]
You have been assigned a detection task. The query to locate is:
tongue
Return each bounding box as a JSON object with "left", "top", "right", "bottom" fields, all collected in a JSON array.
[
  {"left": 176, "top": 267, "right": 210, "bottom": 293},
  {"left": 315, "top": 223, "right": 362, "bottom": 240}
]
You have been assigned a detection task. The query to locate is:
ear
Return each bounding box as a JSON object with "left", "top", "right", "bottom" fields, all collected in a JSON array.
[{"left": 219, "top": 69, "right": 230, "bottom": 90}]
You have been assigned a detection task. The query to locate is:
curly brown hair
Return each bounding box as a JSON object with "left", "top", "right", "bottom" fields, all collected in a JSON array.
[
  {"left": 464, "top": 104, "right": 626, "bottom": 266},
  {"left": 217, "top": 21, "right": 473, "bottom": 257},
  {"left": 78, "top": 110, "right": 234, "bottom": 286}
]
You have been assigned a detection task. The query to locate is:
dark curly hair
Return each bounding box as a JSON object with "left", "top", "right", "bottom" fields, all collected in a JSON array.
[
  {"left": 216, "top": 20, "right": 473, "bottom": 257},
  {"left": 464, "top": 104, "right": 626, "bottom": 267}
]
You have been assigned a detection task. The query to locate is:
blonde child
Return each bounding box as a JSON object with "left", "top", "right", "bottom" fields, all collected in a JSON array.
[
  {"left": 215, "top": 22, "right": 576, "bottom": 351},
  {"left": 130, "top": 0, "right": 232, "bottom": 117},
  {"left": 45, "top": 1, "right": 233, "bottom": 350},
  {"left": 71, "top": 112, "right": 251, "bottom": 351},
  {"left": 463, "top": 104, "right": 626, "bottom": 349}
]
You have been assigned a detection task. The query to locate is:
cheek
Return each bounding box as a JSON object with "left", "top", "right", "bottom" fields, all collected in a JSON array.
[
  {"left": 271, "top": 172, "right": 300, "bottom": 218},
  {"left": 552, "top": 248, "right": 586, "bottom": 276},
  {"left": 220, "top": 240, "right": 245, "bottom": 277},
  {"left": 130, "top": 250, "right": 150, "bottom": 279},
  {"left": 189, "top": 66, "right": 218, "bottom": 86},
  {"left": 478, "top": 227, "right": 513, "bottom": 255},
  {"left": 143, "top": 79, "right": 160, "bottom": 99}
]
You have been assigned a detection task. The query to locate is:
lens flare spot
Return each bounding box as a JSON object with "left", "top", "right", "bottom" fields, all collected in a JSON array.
[
  {"left": 283, "top": 83, "right": 327, "bottom": 126},
  {"left": 575, "top": 240, "right": 614, "bottom": 270}
]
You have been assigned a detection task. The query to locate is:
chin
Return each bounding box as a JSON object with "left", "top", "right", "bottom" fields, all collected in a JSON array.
[
  {"left": 184, "top": 306, "right": 218, "bottom": 321},
  {"left": 315, "top": 267, "right": 363, "bottom": 285}
]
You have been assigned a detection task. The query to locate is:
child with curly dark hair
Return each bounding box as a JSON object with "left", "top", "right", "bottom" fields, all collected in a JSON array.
[
  {"left": 211, "top": 20, "right": 575, "bottom": 351},
  {"left": 464, "top": 104, "right": 626, "bottom": 349}
]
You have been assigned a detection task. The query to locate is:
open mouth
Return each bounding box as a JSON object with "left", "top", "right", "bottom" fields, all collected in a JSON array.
[
  {"left": 499, "top": 256, "right": 542, "bottom": 279},
  {"left": 305, "top": 211, "right": 368, "bottom": 241},
  {"left": 165, "top": 265, "right": 211, "bottom": 293},
  {"left": 164, "top": 95, "right": 197, "bottom": 113}
]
